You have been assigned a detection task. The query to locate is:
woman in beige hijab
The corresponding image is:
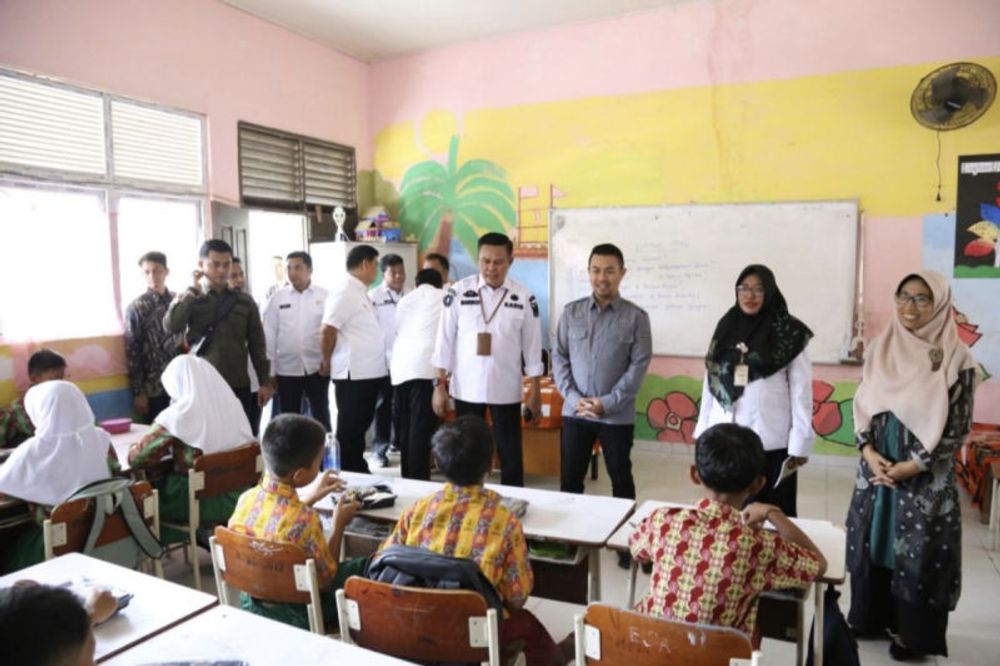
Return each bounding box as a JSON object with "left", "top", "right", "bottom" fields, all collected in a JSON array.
[{"left": 846, "top": 270, "right": 978, "bottom": 660}]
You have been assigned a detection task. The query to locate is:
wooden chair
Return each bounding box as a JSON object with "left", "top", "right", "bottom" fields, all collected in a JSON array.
[
  {"left": 210, "top": 526, "right": 325, "bottom": 635},
  {"left": 573, "top": 603, "right": 759, "bottom": 666},
  {"left": 43, "top": 480, "right": 163, "bottom": 578},
  {"left": 336, "top": 575, "right": 502, "bottom": 666},
  {"left": 161, "top": 443, "right": 262, "bottom": 590}
]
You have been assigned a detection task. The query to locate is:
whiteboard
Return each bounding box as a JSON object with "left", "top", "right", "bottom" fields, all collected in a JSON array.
[{"left": 549, "top": 202, "right": 858, "bottom": 363}]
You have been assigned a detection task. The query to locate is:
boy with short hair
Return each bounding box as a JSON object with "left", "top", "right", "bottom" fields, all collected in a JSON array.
[
  {"left": 630, "top": 423, "right": 826, "bottom": 642},
  {"left": 0, "top": 583, "right": 96, "bottom": 666},
  {"left": 0, "top": 349, "right": 67, "bottom": 447},
  {"left": 382, "top": 415, "right": 561, "bottom": 665},
  {"left": 228, "top": 414, "right": 360, "bottom": 629}
]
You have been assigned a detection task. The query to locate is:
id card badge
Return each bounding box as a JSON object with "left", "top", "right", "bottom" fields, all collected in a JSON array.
[
  {"left": 476, "top": 332, "right": 492, "bottom": 356},
  {"left": 734, "top": 364, "right": 749, "bottom": 387}
]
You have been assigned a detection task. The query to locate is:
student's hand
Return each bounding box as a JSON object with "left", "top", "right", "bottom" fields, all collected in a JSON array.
[
  {"left": 87, "top": 587, "right": 119, "bottom": 624},
  {"left": 432, "top": 384, "right": 450, "bottom": 418},
  {"left": 257, "top": 385, "right": 273, "bottom": 408},
  {"left": 333, "top": 492, "right": 362, "bottom": 531},
  {"left": 304, "top": 470, "right": 346, "bottom": 506},
  {"left": 742, "top": 502, "right": 781, "bottom": 528},
  {"left": 133, "top": 393, "right": 149, "bottom": 416}
]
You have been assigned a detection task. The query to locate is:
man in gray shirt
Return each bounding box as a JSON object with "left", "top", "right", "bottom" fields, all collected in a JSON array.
[{"left": 552, "top": 243, "right": 652, "bottom": 522}]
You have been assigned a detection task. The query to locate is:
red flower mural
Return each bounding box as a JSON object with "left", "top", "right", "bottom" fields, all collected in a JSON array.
[
  {"left": 812, "top": 380, "right": 842, "bottom": 437},
  {"left": 647, "top": 392, "right": 699, "bottom": 443},
  {"left": 952, "top": 306, "right": 983, "bottom": 347}
]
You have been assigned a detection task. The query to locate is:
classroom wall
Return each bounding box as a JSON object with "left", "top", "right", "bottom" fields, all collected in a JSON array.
[
  {"left": 367, "top": 0, "right": 1000, "bottom": 450},
  {"left": 0, "top": 0, "right": 370, "bottom": 416}
]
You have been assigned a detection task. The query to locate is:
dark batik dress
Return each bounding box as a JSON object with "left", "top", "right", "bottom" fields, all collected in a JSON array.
[{"left": 845, "top": 368, "right": 975, "bottom": 656}]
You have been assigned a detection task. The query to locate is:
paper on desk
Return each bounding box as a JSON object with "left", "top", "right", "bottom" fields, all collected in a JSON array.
[{"left": 773, "top": 457, "right": 799, "bottom": 488}]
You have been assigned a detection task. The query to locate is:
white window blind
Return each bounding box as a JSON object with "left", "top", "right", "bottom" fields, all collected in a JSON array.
[
  {"left": 239, "top": 122, "right": 355, "bottom": 211},
  {"left": 111, "top": 100, "right": 203, "bottom": 188},
  {"left": 0, "top": 75, "right": 106, "bottom": 175}
]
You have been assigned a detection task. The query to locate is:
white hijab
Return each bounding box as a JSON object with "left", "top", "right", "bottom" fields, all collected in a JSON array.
[
  {"left": 154, "top": 356, "right": 254, "bottom": 454},
  {"left": 0, "top": 381, "right": 115, "bottom": 506}
]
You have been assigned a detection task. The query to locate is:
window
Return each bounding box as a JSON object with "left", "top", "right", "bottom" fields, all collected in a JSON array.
[
  {"left": 238, "top": 122, "right": 356, "bottom": 215},
  {"left": 116, "top": 197, "right": 201, "bottom": 305}
]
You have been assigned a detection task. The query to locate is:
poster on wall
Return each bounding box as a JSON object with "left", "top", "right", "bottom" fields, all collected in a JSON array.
[{"left": 954, "top": 153, "right": 1000, "bottom": 278}]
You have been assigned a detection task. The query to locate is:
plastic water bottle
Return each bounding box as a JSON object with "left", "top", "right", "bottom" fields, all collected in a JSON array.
[{"left": 323, "top": 433, "right": 340, "bottom": 472}]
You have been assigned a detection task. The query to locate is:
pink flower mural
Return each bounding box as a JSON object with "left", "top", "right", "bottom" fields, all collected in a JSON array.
[{"left": 647, "top": 391, "right": 699, "bottom": 443}]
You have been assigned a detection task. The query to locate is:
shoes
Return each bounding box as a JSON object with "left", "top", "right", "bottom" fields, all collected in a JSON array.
[
  {"left": 641, "top": 561, "right": 653, "bottom": 575},
  {"left": 889, "top": 641, "right": 923, "bottom": 662},
  {"left": 617, "top": 552, "right": 632, "bottom": 570},
  {"left": 372, "top": 454, "right": 390, "bottom": 469},
  {"left": 388, "top": 443, "right": 401, "bottom": 454}
]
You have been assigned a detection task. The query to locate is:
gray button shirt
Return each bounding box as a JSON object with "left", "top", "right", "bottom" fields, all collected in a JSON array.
[{"left": 552, "top": 295, "right": 653, "bottom": 424}]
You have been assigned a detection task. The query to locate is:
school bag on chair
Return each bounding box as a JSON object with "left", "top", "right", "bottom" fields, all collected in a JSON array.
[{"left": 805, "top": 584, "right": 861, "bottom": 666}]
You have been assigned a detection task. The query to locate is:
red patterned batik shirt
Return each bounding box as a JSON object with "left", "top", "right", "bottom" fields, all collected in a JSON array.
[{"left": 629, "top": 498, "right": 820, "bottom": 637}]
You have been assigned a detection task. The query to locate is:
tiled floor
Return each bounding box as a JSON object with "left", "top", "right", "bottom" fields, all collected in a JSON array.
[{"left": 166, "top": 441, "right": 1000, "bottom": 665}]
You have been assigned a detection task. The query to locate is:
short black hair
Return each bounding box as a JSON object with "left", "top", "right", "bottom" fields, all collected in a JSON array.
[
  {"left": 0, "top": 584, "right": 92, "bottom": 666},
  {"left": 415, "top": 268, "right": 443, "bottom": 289},
  {"left": 380, "top": 253, "right": 404, "bottom": 272},
  {"left": 346, "top": 244, "right": 379, "bottom": 271},
  {"left": 138, "top": 251, "right": 168, "bottom": 269},
  {"left": 478, "top": 232, "right": 513, "bottom": 256},
  {"left": 231, "top": 256, "right": 242, "bottom": 265},
  {"left": 432, "top": 416, "right": 494, "bottom": 486},
  {"left": 588, "top": 243, "right": 625, "bottom": 268},
  {"left": 262, "top": 414, "right": 326, "bottom": 478},
  {"left": 694, "top": 423, "right": 765, "bottom": 493},
  {"left": 424, "top": 252, "right": 450, "bottom": 272},
  {"left": 27, "top": 349, "right": 66, "bottom": 378},
  {"left": 200, "top": 239, "right": 233, "bottom": 259},
  {"left": 287, "top": 251, "right": 313, "bottom": 269}
]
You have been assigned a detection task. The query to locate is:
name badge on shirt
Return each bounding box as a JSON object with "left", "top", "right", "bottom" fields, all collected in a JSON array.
[
  {"left": 477, "top": 332, "right": 492, "bottom": 356},
  {"left": 734, "top": 364, "right": 749, "bottom": 387}
]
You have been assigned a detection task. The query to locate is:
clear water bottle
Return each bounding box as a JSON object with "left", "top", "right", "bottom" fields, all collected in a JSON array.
[{"left": 322, "top": 433, "right": 340, "bottom": 471}]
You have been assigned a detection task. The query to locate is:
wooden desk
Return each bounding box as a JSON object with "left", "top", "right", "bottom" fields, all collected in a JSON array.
[
  {"left": 306, "top": 472, "right": 635, "bottom": 603},
  {"left": 605, "top": 500, "right": 846, "bottom": 666},
  {"left": 0, "top": 553, "right": 217, "bottom": 663},
  {"left": 103, "top": 605, "right": 413, "bottom": 665}
]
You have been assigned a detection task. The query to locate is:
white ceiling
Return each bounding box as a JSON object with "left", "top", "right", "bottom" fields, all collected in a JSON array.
[{"left": 223, "top": 0, "right": 692, "bottom": 62}]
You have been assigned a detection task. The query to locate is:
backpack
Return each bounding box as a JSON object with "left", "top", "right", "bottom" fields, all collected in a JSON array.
[
  {"left": 64, "top": 477, "right": 166, "bottom": 569},
  {"left": 805, "top": 584, "right": 861, "bottom": 666}
]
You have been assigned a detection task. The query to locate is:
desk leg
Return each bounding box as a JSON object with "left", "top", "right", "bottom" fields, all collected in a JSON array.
[
  {"left": 627, "top": 559, "right": 638, "bottom": 608},
  {"left": 587, "top": 548, "right": 601, "bottom": 602},
  {"left": 813, "top": 583, "right": 824, "bottom": 666}
]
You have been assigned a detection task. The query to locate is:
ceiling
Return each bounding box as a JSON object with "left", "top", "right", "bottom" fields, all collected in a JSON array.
[{"left": 223, "top": 0, "right": 692, "bottom": 62}]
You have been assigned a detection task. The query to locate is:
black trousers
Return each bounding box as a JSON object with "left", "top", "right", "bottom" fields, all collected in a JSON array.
[
  {"left": 395, "top": 379, "right": 438, "bottom": 480},
  {"left": 371, "top": 376, "right": 398, "bottom": 457},
  {"left": 232, "top": 386, "right": 260, "bottom": 436},
  {"left": 333, "top": 377, "right": 384, "bottom": 473},
  {"left": 560, "top": 417, "right": 636, "bottom": 500},
  {"left": 749, "top": 448, "right": 797, "bottom": 517},
  {"left": 455, "top": 400, "right": 523, "bottom": 486},
  {"left": 276, "top": 373, "right": 332, "bottom": 432}
]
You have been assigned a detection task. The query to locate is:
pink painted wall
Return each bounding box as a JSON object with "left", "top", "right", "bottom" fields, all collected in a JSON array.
[
  {"left": 369, "top": 0, "right": 1000, "bottom": 135},
  {"left": 0, "top": 0, "right": 370, "bottom": 206}
]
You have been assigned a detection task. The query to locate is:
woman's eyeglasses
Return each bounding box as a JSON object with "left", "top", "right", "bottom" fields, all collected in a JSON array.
[
  {"left": 736, "top": 285, "right": 765, "bottom": 296},
  {"left": 895, "top": 292, "right": 932, "bottom": 308}
]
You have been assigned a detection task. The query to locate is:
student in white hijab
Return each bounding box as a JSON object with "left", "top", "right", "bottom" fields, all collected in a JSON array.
[
  {"left": 127, "top": 355, "right": 255, "bottom": 541},
  {"left": 0, "top": 381, "right": 119, "bottom": 573}
]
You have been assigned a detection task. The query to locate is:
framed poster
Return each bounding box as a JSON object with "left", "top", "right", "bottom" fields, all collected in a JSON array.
[{"left": 955, "top": 154, "right": 1000, "bottom": 278}]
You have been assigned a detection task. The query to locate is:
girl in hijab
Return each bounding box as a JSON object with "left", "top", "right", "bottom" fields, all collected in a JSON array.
[
  {"left": 694, "top": 264, "right": 814, "bottom": 516},
  {"left": 846, "top": 270, "right": 977, "bottom": 660},
  {"left": 127, "top": 355, "right": 255, "bottom": 542},
  {"left": 0, "top": 381, "right": 120, "bottom": 573}
]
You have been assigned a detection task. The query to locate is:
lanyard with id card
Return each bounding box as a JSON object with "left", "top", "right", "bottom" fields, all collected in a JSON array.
[
  {"left": 734, "top": 342, "right": 750, "bottom": 387},
  {"left": 477, "top": 287, "right": 509, "bottom": 356}
]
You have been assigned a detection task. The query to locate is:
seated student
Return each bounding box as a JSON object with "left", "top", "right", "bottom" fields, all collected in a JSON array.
[
  {"left": 629, "top": 422, "right": 826, "bottom": 644},
  {"left": 0, "top": 381, "right": 120, "bottom": 574},
  {"left": 0, "top": 349, "right": 67, "bottom": 447},
  {"left": 127, "top": 355, "right": 256, "bottom": 543},
  {"left": 0, "top": 583, "right": 98, "bottom": 666},
  {"left": 381, "top": 415, "right": 561, "bottom": 666},
  {"left": 228, "top": 414, "right": 361, "bottom": 629}
]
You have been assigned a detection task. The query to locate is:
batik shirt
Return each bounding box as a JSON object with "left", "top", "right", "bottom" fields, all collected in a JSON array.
[
  {"left": 124, "top": 288, "right": 181, "bottom": 399},
  {"left": 629, "top": 498, "right": 820, "bottom": 637},
  {"left": 381, "top": 483, "right": 533, "bottom": 606},
  {"left": 228, "top": 474, "right": 338, "bottom": 584},
  {"left": 0, "top": 396, "right": 33, "bottom": 447},
  {"left": 127, "top": 423, "right": 198, "bottom": 474}
]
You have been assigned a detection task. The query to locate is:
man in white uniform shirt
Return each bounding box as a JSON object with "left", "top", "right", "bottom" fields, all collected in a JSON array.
[
  {"left": 320, "top": 245, "right": 386, "bottom": 473},
  {"left": 262, "top": 251, "right": 330, "bottom": 430},
  {"left": 432, "top": 233, "right": 543, "bottom": 487},
  {"left": 391, "top": 268, "right": 445, "bottom": 480},
  {"left": 368, "top": 253, "right": 405, "bottom": 467}
]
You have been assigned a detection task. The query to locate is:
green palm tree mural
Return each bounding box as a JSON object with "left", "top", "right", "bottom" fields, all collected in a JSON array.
[{"left": 399, "top": 135, "right": 516, "bottom": 261}]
